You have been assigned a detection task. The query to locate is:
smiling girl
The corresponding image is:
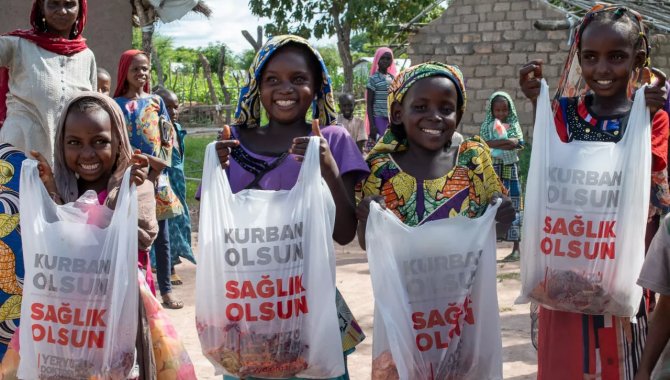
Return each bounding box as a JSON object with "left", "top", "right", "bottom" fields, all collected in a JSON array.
[
  {"left": 214, "top": 35, "right": 369, "bottom": 380},
  {"left": 114, "top": 49, "right": 184, "bottom": 309},
  {"left": 520, "top": 5, "right": 669, "bottom": 380}
]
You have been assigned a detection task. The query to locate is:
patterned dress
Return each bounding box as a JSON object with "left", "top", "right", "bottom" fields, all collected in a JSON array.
[
  {"left": 0, "top": 145, "right": 24, "bottom": 360},
  {"left": 166, "top": 122, "right": 195, "bottom": 264},
  {"left": 362, "top": 136, "right": 505, "bottom": 226},
  {"left": 479, "top": 91, "right": 524, "bottom": 242},
  {"left": 115, "top": 95, "right": 183, "bottom": 220}
]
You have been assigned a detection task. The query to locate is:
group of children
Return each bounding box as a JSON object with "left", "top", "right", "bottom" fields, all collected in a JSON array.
[{"left": 0, "top": 0, "right": 669, "bottom": 379}]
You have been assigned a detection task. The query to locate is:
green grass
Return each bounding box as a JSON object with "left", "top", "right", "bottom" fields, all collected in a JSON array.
[
  {"left": 183, "top": 133, "right": 216, "bottom": 210},
  {"left": 517, "top": 142, "right": 532, "bottom": 191}
]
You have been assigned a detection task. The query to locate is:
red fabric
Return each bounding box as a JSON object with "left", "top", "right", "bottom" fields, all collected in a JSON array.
[
  {"left": 138, "top": 249, "right": 156, "bottom": 296},
  {"left": 113, "top": 50, "right": 150, "bottom": 98},
  {"left": 0, "top": 0, "right": 88, "bottom": 127},
  {"left": 553, "top": 99, "right": 669, "bottom": 171}
]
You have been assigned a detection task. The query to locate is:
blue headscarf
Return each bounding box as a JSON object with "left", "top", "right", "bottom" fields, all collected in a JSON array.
[{"left": 233, "top": 35, "right": 337, "bottom": 128}]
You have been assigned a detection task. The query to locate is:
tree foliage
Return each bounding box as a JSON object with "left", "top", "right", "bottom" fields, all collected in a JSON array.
[{"left": 248, "top": 0, "right": 440, "bottom": 93}]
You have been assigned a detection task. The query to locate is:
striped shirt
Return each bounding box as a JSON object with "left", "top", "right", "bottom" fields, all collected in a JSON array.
[{"left": 367, "top": 72, "right": 394, "bottom": 117}]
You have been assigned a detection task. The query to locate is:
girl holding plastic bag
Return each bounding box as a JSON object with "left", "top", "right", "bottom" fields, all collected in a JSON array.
[
  {"left": 357, "top": 62, "right": 514, "bottom": 379},
  {"left": 210, "top": 35, "right": 369, "bottom": 380},
  {"left": 519, "top": 5, "right": 669, "bottom": 380},
  {"left": 0, "top": 92, "right": 195, "bottom": 379}
]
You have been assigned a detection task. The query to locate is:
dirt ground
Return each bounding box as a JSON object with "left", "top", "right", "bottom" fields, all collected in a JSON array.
[{"left": 165, "top": 235, "right": 537, "bottom": 379}]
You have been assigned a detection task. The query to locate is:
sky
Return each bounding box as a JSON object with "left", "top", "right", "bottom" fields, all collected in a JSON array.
[{"left": 157, "top": 0, "right": 335, "bottom": 53}]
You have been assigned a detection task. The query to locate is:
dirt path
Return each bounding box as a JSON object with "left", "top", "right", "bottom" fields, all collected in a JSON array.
[{"left": 165, "top": 237, "right": 537, "bottom": 379}]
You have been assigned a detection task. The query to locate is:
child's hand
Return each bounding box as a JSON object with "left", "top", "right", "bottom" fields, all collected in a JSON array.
[
  {"left": 30, "top": 150, "right": 57, "bottom": 193},
  {"left": 491, "top": 192, "right": 515, "bottom": 225},
  {"left": 290, "top": 120, "right": 339, "bottom": 181},
  {"left": 215, "top": 125, "right": 239, "bottom": 169},
  {"left": 356, "top": 195, "right": 386, "bottom": 225},
  {"left": 130, "top": 149, "right": 150, "bottom": 186},
  {"left": 643, "top": 67, "right": 667, "bottom": 116},
  {"left": 519, "top": 59, "right": 544, "bottom": 103}
]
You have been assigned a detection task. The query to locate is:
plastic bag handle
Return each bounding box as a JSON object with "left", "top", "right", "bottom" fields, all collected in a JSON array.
[
  {"left": 109, "top": 168, "right": 136, "bottom": 225},
  {"left": 203, "top": 141, "right": 234, "bottom": 200},
  {"left": 294, "top": 136, "right": 322, "bottom": 192}
]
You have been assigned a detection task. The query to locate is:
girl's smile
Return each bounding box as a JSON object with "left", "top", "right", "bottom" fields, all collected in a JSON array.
[
  {"left": 126, "top": 54, "right": 150, "bottom": 92},
  {"left": 392, "top": 76, "right": 460, "bottom": 152},
  {"left": 63, "top": 109, "right": 117, "bottom": 192},
  {"left": 260, "top": 47, "right": 317, "bottom": 125},
  {"left": 579, "top": 22, "right": 644, "bottom": 100}
]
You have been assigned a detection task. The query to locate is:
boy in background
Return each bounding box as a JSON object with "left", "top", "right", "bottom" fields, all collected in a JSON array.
[{"left": 337, "top": 93, "right": 367, "bottom": 153}]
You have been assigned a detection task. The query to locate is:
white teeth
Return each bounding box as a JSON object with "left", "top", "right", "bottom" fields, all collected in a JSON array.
[
  {"left": 276, "top": 100, "right": 296, "bottom": 107},
  {"left": 597, "top": 80, "right": 612, "bottom": 85},
  {"left": 421, "top": 128, "right": 442, "bottom": 135},
  {"left": 80, "top": 163, "right": 100, "bottom": 170}
]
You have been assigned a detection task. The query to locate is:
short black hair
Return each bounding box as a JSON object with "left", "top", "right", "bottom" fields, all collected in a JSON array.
[
  {"left": 577, "top": 8, "right": 649, "bottom": 62},
  {"left": 261, "top": 42, "right": 324, "bottom": 92},
  {"left": 338, "top": 93, "right": 354, "bottom": 104}
]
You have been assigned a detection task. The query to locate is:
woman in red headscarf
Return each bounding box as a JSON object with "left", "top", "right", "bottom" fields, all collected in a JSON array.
[{"left": 0, "top": 0, "right": 96, "bottom": 164}]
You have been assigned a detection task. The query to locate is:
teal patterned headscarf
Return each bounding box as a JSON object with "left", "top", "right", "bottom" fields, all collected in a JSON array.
[
  {"left": 232, "top": 35, "right": 338, "bottom": 128},
  {"left": 479, "top": 91, "right": 523, "bottom": 165}
]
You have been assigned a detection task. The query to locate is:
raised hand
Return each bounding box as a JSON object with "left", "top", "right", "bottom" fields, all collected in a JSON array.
[
  {"left": 30, "top": 150, "right": 58, "bottom": 194},
  {"left": 215, "top": 124, "right": 239, "bottom": 169},
  {"left": 519, "top": 59, "right": 544, "bottom": 103},
  {"left": 644, "top": 67, "right": 668, "bottom": 116},
  {"left": 290, "top": 119, "right": 339, "bottom": 180},
  {"left": 130, "top": 149, "right": 150, "bottom": 186}
]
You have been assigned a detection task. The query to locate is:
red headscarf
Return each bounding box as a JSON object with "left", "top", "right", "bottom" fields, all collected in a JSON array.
[
  {"left": 114, "top": 50, "right": 150, "bottom": 98},
  {"left": 0, "top": 0, "right": 89, "bottom": 126}
]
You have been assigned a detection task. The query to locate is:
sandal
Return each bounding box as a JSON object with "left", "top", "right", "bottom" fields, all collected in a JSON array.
[
  {"left": 171, "top": 273, "right": 183, "bottom": 286},
  {"left": 500, "top": 249, "right": 520, "bottom": 263},
  {"left": 162, "top": 293, "right": 184, "bottom": 309}
]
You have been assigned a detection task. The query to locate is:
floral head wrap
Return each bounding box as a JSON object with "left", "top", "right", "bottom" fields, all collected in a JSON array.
[{"left": 233, "top": 35, "right": 337, "bottom": 128}]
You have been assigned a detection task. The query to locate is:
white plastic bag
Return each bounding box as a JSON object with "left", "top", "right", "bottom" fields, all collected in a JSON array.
[
  {"left": 366, "top": 201, "right": 502, "bottom": 380},
  {"left": 18, "top": 160, "right": 139, "bottom": 379},
  {"left": 517, "top": 79, "right": 650, "bottom": 316},
  {"left": 196, "top": 137, "right": 344, "bottom": 378}
]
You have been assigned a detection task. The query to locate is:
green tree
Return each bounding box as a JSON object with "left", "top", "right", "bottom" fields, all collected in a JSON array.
[{"left": 248, "top": 0, "right": 437, "bottom": 92}]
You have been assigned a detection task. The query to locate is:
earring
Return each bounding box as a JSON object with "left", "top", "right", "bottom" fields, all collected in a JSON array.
[
  {"left": 42, "top": 17, "right": 48, "bottom": 32},
  {"left": 73, "top": 20, "right": 79, "bottom": 36}
]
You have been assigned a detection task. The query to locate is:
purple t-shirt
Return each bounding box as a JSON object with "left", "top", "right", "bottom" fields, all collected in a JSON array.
[{"left": 196, "top": 125, "right": 369, "bottom": 197}]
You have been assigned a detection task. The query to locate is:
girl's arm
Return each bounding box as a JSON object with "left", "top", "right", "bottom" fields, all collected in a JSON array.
[
  {"left": 29, "top": 151, "right": 61, "bottom": 203},
  {"left": 366, "top": 88, "right": 377, "bottom": 139},
  {"left": 89, "top": 56, "right": 97, "bottom": 92},
  {"left": 634, "top": 294, "right": 670, "bottom": 380},
  {"left": 485, "top": 139, "right": 519, "bottom": 150},
  {"left": 519, "top": 59, "right": 544, "bottom": 120},
  {"left": 291, "top": 121, "right": 359, "bottom": 245}
]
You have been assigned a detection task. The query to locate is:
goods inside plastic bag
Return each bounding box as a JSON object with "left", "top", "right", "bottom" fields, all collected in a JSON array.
[
  {"left": 517, "top": 79, "right": 650, "bottom": 316},
  {"left": 366, "top": 201, "right": 502, "bottom": 380},
  {"left": 17, "top": 160, "right": 139, "bottom": 379},
  {"left": 196, "top": 136, "right": 344, "bottom": 378}
]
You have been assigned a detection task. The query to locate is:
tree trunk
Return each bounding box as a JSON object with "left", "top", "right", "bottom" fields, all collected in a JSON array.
[
  {"left": 188, "top": 67, "right": 197, "bottom": 106},
  {"left": 217, "top": 45, "right": 232, "bottom": 124},
  {"left": 152, "top": 46, "right": 165, "bottom": 87},
  {"left": 331, "top": 9, "right": 353, "bottom": 93},
  {"left": 132, "top": 0, "right": 156, "bottom": 87},
  {"left": 198, "top": 53, "right": 219, "bottom": 105}
]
